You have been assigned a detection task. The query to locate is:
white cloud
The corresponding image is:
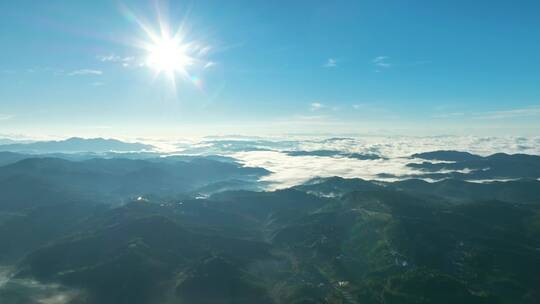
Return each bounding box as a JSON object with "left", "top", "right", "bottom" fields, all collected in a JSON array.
[
  {"left": 373, "top": 56, "right": 391, "bottom": 68},
  {"left": 204, "top": 61, "right": 216, "bottom": 69},
  {"left": 310, "top": 102, "right": 325, "bottom": 111},
  {"left": 324, "top": 58, "right": 337, "bottom": 68},
  {"left": 99, "top": 54, "right": 134, "bottom": 63},
  {"left": 99, "top": 54, "right": 121, "bottom": 62},
  {"left": 225, "top": 135, "right": 540, "bottom": 189},
  {"left": 99, "top": 54, "right": 136, "bottom": 67},
  {"left": 0, "top": 114, "right": 13, "bottom": 121},
  {"left": 351, "top": 103, "right": 391, "bottom": 116},
  {"left": 197, "top": 46, "right": 212, "bottom": 56},
  {"left": 68, "top": 69, "right": 103, "bottom": 76},
  {"left": 287, "top": 114, "right": 330, "bottom": 123},
  {"left": 433, "top": 112, "right": 466, "bottom": 119},
  {"left": 232, "top": 150, "right": 400, "bottom": 189},
  {"left": 2, "top": 67, "right": 65, "bottom": 76},
  {"left": 475, "top": 106, "right": 540, "bottom": 120},
  {"left": 269, "top": 115, "right": 359, "bottom": 134}
]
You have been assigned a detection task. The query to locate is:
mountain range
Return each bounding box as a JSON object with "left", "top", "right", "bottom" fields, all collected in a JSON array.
[
  {"left": 0, "top": 137, "right": 154, "bottom": 153},
  {"left": 0, "top": 149, "right": 538, "bottom": 303},
  {"left": 405, "top": 150, "right": 540, "bottom": 180}
]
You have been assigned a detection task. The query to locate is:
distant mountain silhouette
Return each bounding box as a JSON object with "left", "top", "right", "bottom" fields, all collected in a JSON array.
[
  {"left": 0, "top": 137, "right": 154, "bottom": 153},
  {"left": 0, "top": 156, "right": 269, "bottom": 208},
  {"left": 294, "top": 176, "right": 384, "bottom": 197},
  {"left": 0, "top": 138, "right": 26, "bottom": 145},
  {"left": 0, "top": 151, "right": 29, "bottom": 166},
  {"left": 293, "top": 176, "right": 540, "bottom": 204},
  {"left": 407, "top": 150, "right": 540, "bottom": 180},
  {"left": 412, "top": 150, "right": 483, "bottom": 162}
]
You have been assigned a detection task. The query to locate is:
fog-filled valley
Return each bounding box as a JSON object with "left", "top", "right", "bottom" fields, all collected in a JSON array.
[{"left": 0, "top": 136, "right": 539, "bottom": 304}]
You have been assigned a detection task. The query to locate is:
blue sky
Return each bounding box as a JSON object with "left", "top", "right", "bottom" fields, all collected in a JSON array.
[{"left": 1, "top": 0, "right": 539, "bottom": 138}]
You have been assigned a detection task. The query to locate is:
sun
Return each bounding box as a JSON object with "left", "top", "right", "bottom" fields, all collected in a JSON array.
[
  {"left": 119, "top": 4, "right": 212, "bottom": 91},
  {"left": 145, "top": 34, "right": 193, "bottom": 76}
]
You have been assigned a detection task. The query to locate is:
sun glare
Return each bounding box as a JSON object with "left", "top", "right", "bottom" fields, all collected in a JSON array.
[
  {"left": 119, "top": 4, "right": 212, "bottom": 91},
  {"left": 146, "top": 34, "right": 193, "bottom": 75}
]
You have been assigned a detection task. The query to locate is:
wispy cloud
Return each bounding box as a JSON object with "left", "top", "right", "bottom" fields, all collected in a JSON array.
[
  {"left": 310, "top": 102, "right": 325, "bottom": 111},
  {"left": 99, "top": 54, "right": 121, "bottom": 62},
  {"left": 433, "top": 112, "right": 466, "bottom": 119},
  {"left": 98, "top": 54, "right": 136, "bottom": 67},
  {"left": 351, "top": 103, "right": 390, "bottom": 116},
  {"left": 197, "top": 46, "right": 212, "bottom": 56},
  {"left": 288, "top": 114, "right": 330, "bottom": 122},
  {"left": 271, "top": 114, "right": 354, "bottom": 132},
  {"left": 99, "top": 54, "right": 134, "bottom": 63},
  {"left": 0, "top": 114, "right": 13, "bottom": 121},
  {"left": 69, "top": 69, "right": 103, "bottom": 76},
  {"left": 475, "top": 106, "right": 540, "bottom": 120},
  {"left": 2, "top": 67, "right": 65, "bottom": 76},
  {"left": 204, "top": 61, "right": 216, "bottom": 69},
  {"left": 323, "top": 58, "right": 337, "bottom": 68},
  {"left": 373, "top": 56, "right": 391, "bottom": 68}
]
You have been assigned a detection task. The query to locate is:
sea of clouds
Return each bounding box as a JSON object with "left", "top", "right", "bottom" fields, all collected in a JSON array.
[
  {"left": 165, "top": 135, "right": 540, "bottom": 189},
  {"left": 2, "top": 134, "right": 539, "bottom": 190},
  {"left": 0, "top": 134, "right": 538, "bottom": 301}
]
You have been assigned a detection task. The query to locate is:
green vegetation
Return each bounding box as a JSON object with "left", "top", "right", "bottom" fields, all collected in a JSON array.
[{"left": 0, "top": 155, "right": 539, "bottom": 303}]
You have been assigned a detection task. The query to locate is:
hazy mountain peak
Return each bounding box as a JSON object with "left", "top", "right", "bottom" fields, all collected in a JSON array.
[
  {"left": 0, "top": 137, "right": 154, "bottom": 153},
  {"left": 412, "top": 150, "right": 483, "bottom": 162}
]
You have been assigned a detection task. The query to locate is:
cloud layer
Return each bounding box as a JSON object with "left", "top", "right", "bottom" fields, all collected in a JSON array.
[
  {"left": 171, "top": 135, "right": 540, "bottom": 189},
  {"left": 324, "top": 58, "right": 337, "bottom": 68},
  {"left": 68, "top": 69, "right": 103, "bottom": 76}
]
